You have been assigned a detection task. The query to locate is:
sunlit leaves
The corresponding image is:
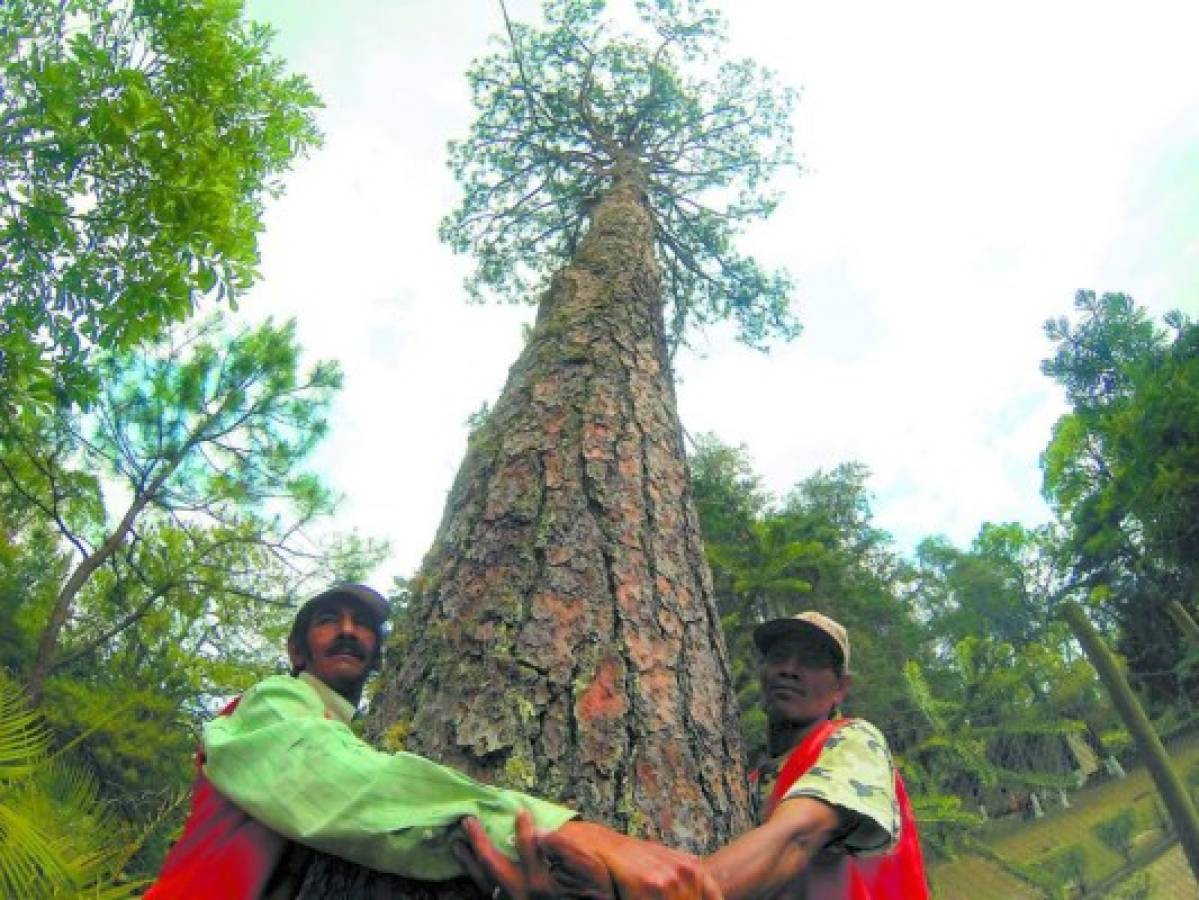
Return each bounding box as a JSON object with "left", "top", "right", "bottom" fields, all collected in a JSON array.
[{"left": 0, "top": 0, "right": 322, "bottom": 404}]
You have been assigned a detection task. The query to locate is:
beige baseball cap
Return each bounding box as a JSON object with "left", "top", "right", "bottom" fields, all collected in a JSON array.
[{"left": 752, "top": 611, "right": 851, "bottom": 672}]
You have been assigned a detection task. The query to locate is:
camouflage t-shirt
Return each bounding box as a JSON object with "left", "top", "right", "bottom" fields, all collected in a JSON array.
[{"left": 752, "top": 719, "right": 899, "bottom": 857}]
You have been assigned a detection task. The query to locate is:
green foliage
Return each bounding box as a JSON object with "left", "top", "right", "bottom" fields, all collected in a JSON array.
[
  {"left": 1040, "top": 290, "right": 1199, "bottom": 705},
  {"left": 0, "top": 527, "right": 67, "bottom": 673},
  {"left": 1036, "top": 842, "right": 1089, "bottom": 893},
  {"left": 913, "top": 522, "right": 1067, "bottom": 651},
  {"left": 0, "top": 0, "right": 322, "bottom": 404},
  {"left": 1110, "top": 871, "right": 1153, "bottom": 900},
  {"left": 690, "top": 434, "right": 768, "bottom": 548},
  {"left": 0, "top": 317, "right": 387, "bottom": 870},
  {"left": 1092, "top": 807, "right": 1138, "bottom": 862},
  {"left": 899, "top": 636, "right": 1094, "bottom": 856},
  {"left": 0, "top": 671, "right": 145, "bottom": 897},
  {"left": 440, "top": 0, "right": 799, "bottom": 349},
  {"left": 0, "top": 314, "right": 356, "bottom": 684},
  {"left": 904, "top": 789, "right": 985, "bottom": 857},
  {"left": 88, "top": 314, "right": 342, "bottom": 520}
]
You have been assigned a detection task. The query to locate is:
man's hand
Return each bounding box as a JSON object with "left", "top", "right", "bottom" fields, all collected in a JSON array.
[
  {"left": 455, "top": 811, "right": 613, "bottom": 899},
  {"left": 547, "top": 820, "right": 722, "bottom": 900},
  {"left": 457, "top": 812, "right": 722, "bottom": 900}
]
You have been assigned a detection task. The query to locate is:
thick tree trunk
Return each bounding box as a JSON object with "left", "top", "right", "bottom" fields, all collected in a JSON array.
[{"left": 297, "top": 181, "right": 750, "bottom": 897}]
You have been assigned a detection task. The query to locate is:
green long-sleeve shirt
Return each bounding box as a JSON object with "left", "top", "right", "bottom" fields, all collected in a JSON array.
[{"left": 203, "top": 672, "right": 577, "bottom": 881}]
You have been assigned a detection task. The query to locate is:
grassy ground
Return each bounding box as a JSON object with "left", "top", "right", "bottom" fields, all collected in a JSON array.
[
  {"left": 1133, "top": 844, "right": 1199, "bottom": 899},
  {"left": 928, "top": 734, "right": 1199, "bottom": 898}
]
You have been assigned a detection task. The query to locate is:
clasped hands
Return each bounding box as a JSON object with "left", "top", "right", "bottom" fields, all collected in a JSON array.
[{"left": 453, "top": 810, "right": 722, "bottom": 899}]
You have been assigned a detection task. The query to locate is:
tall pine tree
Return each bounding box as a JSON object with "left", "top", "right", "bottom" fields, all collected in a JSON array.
[{"left": 299, "top": 2, "right": 799, "bottom": 893}]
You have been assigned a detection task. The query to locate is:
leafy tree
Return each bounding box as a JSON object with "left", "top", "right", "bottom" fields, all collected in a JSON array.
[
  {"left": 901, "top": 639, "right": 1091, "bottom": 854},
  {"left": 913, "top": 523, "right": 1067, "bottom": 651},
  {"left": 904, "top": 521, "right": 1115, "bottom": 843},
  {"left": 440, "top": 0, "right": 799, "bottom": 352},
  {"left": 1041, "top": 290, "right": 1199, "bottom": 703},
  {"left": 0, "top": 315, "right": 350, "bottom": 702},
  {"left": 0, "top": 0, "right": 321, "bottom": 403},
  {"left": 689, "top": 433, "right": 768, "bottom": 549}
]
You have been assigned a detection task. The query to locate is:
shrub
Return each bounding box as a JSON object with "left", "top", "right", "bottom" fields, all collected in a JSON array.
[
  {"left": 1093, "top": 807, "right": 1138, "bottom": 862},
  {"left": 1038, "top": 843, "right": 1089, "bottom": 893},
  {"left": 1111, "top": 871, "right": 1152, "bottom": 900}
]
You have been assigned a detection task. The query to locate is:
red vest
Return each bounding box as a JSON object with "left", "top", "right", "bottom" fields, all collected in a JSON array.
[
  {"left": 146, "top": 697, "right": 289, "bottom": 899},
  {"left": 756, "top": 718, "right": 930, "bottom": 900}
]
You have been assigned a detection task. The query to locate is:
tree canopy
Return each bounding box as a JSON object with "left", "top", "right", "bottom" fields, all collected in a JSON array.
[
  {"left": 439, "top": 0, "right": 800, "bottom": 350},
  {"left": 0, "top": 315, "right": 357, "bottom": 700},
  {"left": 0, "top": 315, "right": 387, "bottom": 869},
  {"left": 1041, "top": 290, "right": 1199, "bottom": 704},
  {"left": 0, "top": 0, "right": 321, "bottom": 403}
]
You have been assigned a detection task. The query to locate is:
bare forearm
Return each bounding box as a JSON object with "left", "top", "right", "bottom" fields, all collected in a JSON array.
[
  {"left": 704, "top": 800, "right": 839, "bottom": 900},
  {"left": 703, "top": 830, "right": 815, "bottom": 900}
]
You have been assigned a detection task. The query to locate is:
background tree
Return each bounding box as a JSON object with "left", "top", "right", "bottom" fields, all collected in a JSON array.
[
  {"left": 912, "top": 522, "right": 1066, "bottom": 653},
  {"left": 299, "top": 1, "right": 800, "bottom": 894},
  {"left": 1041, "top": 291, "right": 1199, "bottom": 708},
  {"left": 0, "top": 316, "right": 387, "bottom": 874},
  {"left": 0, "top": 0, "right": 321, "bottom": 403},
  {"left": 0, "top": 669, "right": 144, "bottom": 897},
  {"left": 0, "top": 315, "right": 350, "bottom": 703},
  {"left": 899, "top": 636, "right": 1097, "bottom": 857}
]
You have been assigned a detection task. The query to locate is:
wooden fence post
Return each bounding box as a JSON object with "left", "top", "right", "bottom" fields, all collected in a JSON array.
[{"left": 1061, "top": 600, "right": 1199, "bottom": 882}]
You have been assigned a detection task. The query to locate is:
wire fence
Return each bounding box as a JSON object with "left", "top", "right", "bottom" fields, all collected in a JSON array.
[{"left": 928, "top": 734, "right": 1199, "bottom": 898}]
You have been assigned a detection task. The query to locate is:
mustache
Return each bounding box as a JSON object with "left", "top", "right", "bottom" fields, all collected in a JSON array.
[
  {"left": 326, "top": 638, "right": 368, "bottom": 659},
  {"left": 766, "top": 678, "right": 806, "bottom": 693}
]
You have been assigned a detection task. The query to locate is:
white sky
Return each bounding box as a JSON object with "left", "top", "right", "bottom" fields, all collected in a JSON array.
[{"left": 242, "top": 0, "right": 1199, "bottom": 585}]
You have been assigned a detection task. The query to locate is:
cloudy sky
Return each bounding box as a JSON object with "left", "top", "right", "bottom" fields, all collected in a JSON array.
[{"left": 241, "top": 0, "right": 1199, "bottom": 584}]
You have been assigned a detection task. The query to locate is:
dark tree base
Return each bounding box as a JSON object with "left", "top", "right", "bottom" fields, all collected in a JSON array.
[{"left": 296, "top": 853, "right": 482, "bottom": 899}]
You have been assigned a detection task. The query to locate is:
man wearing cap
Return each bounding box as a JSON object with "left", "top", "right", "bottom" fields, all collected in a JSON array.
[
  {"left": 149, "top": 583, "right": 717, "bottom": 899},
  {"left": 703, "top": 610, "right": 928, "bottom": 898}
]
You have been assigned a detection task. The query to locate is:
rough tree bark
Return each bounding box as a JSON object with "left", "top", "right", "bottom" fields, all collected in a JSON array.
[{"left": 296, "top": 176, "right": 751, "bottom": 897}]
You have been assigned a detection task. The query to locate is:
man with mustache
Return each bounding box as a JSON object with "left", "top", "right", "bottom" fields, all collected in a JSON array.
[
  {"left": 148, "top": 583, "right": 716, "bottom": 899},
  {"left": 467, "top": 611, "right": 928, "bottom": 899}
]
